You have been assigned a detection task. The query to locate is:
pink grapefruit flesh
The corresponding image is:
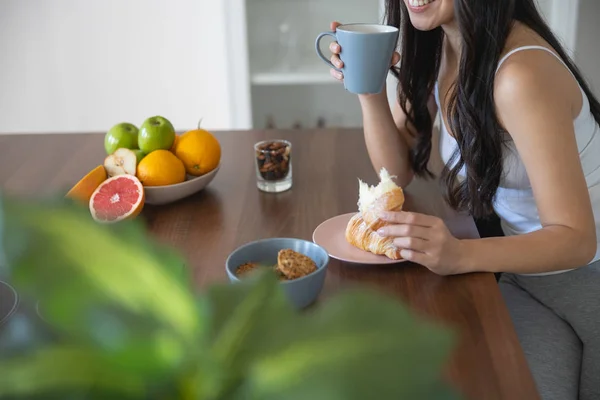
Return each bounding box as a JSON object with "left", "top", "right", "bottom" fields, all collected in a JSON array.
[{"left": 89, "top": 175, "right": 145, "bottom": 223}]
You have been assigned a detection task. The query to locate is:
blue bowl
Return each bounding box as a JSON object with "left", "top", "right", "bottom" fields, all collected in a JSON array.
[{"left": 225, "top": 238, "right": 329, "bottom": 309}]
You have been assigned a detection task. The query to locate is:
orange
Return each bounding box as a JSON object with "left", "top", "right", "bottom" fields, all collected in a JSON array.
[
  {"left": 66, "top": 165, "right": 108, "bottom": 204},
  {"left": 173, "top": 128, "right": 221, "bottom": 176},
  {"left": 89, "top": 175, "right": 145, "bottom": 223},
  {"left": 136, "top": 149, "right": 186, "bottom": 186}
]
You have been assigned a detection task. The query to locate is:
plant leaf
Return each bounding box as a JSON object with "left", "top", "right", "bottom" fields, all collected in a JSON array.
[
  {"left": 0, "top": 346, "right": 146, "bottom": 398},
  {"left": 205, "top": 272, "right": 293, "bottom": 347},
  {"left": 106, "top": 216, "right": 190, "bottom": 287},
  {"left": 0, "top": 195, "right": 205, "bottom": 389},
  {"left": 233, "top": 289, "right": 460, "bottom": 400},
  {"left": 195, "top": 271, "right": 295, "bottom": 399},
  {"left": 200, "top": 273, "right": 459, "bottom": 400},
  {"left": 0, "top": 196, "right": 201, "bottom": 344}
]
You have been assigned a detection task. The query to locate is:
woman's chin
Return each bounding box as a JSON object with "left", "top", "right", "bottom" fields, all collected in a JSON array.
[
  {"left": 409, "top": 19, "right": 441, "bottom": 32},
  {"left": 405, "top": 0, "right": 452, "bottom": 31}
]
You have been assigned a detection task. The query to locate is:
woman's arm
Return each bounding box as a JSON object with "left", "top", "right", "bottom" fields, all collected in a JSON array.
[
  {"left": 359, "top": 87, "right": 438, "bottom": 188},
  {"left": 328, "top": 20, "right": 437, "bottom": 188},
  {"left": 377, "top": 50, "right": 596, "bottom": 275},
  {"left": 459, "top": 50, "right": 597, "bottom": 274}
]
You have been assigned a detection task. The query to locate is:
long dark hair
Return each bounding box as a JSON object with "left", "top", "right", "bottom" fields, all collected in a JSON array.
[{"left": 385, "top": 0, "right": 600, "bottom": 218}]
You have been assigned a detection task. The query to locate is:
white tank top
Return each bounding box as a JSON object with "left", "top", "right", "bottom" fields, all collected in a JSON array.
[{"left": 436, "top": 45, "right": 600, "bottom": 275}]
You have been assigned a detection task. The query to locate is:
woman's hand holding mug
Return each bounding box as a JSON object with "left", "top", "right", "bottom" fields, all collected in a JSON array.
[{"left": 325, "top": 21, "right": 400, "bottom": 96}]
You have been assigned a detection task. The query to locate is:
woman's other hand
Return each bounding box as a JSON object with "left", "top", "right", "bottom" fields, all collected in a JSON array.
[{"left": 376, "top": 211, "right": 467, "bottom": 275}]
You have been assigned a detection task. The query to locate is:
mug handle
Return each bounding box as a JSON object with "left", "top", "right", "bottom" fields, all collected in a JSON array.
[{"left": 315, "top": 32, "right": 342, "bottom": 72}]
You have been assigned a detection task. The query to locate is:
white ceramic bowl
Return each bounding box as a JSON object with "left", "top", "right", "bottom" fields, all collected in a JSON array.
[{"left": 143, "top": 164, "right": 220, "bottom": 205}]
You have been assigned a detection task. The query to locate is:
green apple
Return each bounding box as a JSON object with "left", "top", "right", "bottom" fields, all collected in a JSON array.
[
  {"left": 104, "top": 122, "right": 139, "bottom": 155},
  {"left": 138, "top": 116, "right": 176, "bottom": 153},
  {"left": 132, "top": 149, "right": 146, "bottom": 164}
]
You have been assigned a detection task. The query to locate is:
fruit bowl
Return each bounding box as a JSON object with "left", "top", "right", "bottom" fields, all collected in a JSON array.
[{"left": 143, "top": 164, "right": 220, "bottom": 205}]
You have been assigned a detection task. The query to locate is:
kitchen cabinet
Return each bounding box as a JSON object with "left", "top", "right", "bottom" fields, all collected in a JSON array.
[{"left": 225, "top": 0, "right": 390, "bottom": 130}]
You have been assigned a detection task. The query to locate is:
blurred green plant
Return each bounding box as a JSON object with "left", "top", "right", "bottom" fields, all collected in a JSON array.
[{"left": 0, "top": 195, "right": 461, "bottom": 400}]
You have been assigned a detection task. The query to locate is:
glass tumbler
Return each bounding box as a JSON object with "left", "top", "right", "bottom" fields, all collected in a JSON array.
[{"left": 254, "top": 140, "right": 292, "bottom": 193}]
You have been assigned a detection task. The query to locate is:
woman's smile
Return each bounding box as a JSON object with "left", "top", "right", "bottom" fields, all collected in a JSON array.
[{"left": 406, "top": 0, "right": 439, "bottom": 13}]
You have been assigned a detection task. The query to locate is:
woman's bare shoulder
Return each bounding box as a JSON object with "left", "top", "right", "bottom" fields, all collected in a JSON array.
[{"left": 494, "top": 22, "right": 582, "bottom": 121}]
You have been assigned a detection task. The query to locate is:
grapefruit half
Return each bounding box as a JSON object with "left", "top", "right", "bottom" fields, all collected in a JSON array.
[
  {"left": 89, "top": 175, "right": 145, "bottom": 223},
  {"left": 66, "top": 165, "right": 107, "bottom": 204}
]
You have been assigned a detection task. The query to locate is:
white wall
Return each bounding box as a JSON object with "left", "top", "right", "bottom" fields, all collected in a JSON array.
[
  {"left": 534, "top": 0, "right": 583, "bottom": 59},
  {"left": 0, "top": 0, "right": 231, "bottom": 134},
  {"left": 574, "top": 0, "right": 600, "bottom": 96}
]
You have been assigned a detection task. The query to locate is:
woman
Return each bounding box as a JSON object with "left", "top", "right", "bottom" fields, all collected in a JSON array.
[{"left": 327, "top": 1, "right": 600, "bottom": 399}]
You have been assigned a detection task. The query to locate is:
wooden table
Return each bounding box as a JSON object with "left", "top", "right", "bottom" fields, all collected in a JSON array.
[{"left": 0, "top": 129, "right": 539, "bottom": 399}]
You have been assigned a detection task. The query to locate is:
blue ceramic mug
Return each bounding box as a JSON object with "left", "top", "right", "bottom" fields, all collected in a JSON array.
[{"left": 315, "top": 23, "right": 399, "bottom": 95}]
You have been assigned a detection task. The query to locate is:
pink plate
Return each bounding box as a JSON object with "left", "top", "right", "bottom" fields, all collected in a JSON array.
[{"left": 312, "top": 213, "right": 406, "bottom": 265}]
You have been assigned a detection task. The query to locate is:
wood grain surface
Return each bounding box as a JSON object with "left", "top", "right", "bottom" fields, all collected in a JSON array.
[{"left": 0, "top": 129, "right": 539, "bottom": 399}]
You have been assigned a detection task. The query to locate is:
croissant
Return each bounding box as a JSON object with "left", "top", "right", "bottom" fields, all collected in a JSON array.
[{"left": 344, "top": 168, "right": 405, "bottom": 260}]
